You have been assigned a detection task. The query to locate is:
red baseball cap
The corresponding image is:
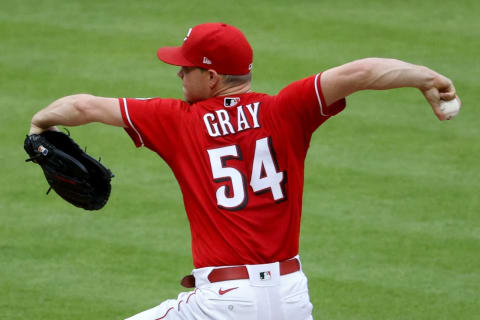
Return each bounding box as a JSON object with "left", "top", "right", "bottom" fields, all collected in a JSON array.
[{"left": 156, "top": 23, "right": 253, "bottom": 75}]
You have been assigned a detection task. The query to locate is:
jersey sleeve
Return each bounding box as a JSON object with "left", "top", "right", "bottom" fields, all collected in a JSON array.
[
  {"left": 118, "top": 97, "right": 186, "bottom": 160},
  {"left": 274, "top": 73, "right": 346, "bottom": 135}
]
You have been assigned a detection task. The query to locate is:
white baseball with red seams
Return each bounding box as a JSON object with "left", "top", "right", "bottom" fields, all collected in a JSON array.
[{"left": 439, "top": 98, "right": 460, "bottom": 120}]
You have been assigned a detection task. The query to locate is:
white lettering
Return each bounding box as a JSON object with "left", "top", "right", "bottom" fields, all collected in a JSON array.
[
  {"left": 203, "top": 113, "right": 221, "bottom": 137},
  {"left": 203, "top": 102, "right": 262, "bottom": 137},
  {"left": 246, "top": 102, "right": 260, "bottom": 128},
  {"left": 216, "top": 110, "right": 235, "bottom": 135},
  {"left": 237, "top": 106, "right": 250, "bottom": 132}
]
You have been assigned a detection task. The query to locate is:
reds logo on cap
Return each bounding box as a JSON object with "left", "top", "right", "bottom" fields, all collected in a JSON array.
[
  {"left": 184, "top": 28, "right": 192, "bottom": 41},
  {"left": 157, "top": 23, "right": 253, "bottom": 75}
]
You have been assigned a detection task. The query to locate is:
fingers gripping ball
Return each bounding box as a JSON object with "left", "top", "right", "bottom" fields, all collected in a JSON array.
[
  {"left": 439, "top": 98, "right": 461, "bottom": 120},
  {"left": 24, "top": 131, "right": 114, "bottom": 210}
]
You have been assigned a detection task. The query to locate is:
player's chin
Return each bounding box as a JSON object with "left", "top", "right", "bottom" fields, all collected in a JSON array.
[
  {"left": 183, "top": 88, "right": 209, "bottom": 104},
  {"left": 183, "top": 89, "right": 193, "bottom": 103},
  {"left": 184, "top": 95, "right": 195, "bottom": 104},
  {"left": 184, "top": 93, "right": 200, "bottom": 104}
]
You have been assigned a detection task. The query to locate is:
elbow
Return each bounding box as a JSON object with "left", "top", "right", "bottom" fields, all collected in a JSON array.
[
  {"left": 337, "top": 58, "right": 376, "bottom": 92},
  {"left": 31, "top": 110, "right": 46, "bottom": 128},
  {"left": 350, "top": 58, "right": 379, "bottom": 91},
  {"left": 72, "top": 94, "right": 96, "bottom": 121}
]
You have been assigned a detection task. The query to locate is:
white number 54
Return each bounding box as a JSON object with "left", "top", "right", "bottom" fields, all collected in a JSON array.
[{"left": 207, "top": 137, "right": 286, "bottom": 210}]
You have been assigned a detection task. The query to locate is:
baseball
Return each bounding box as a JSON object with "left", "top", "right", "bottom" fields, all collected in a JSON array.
[{"left": 439, "top": 98, "right": 460, "bottom": 120}]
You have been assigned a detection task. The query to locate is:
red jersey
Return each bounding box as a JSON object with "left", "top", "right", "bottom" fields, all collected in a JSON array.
[{"left": 119, "top": 73, "right": 345, "bottom": 268}]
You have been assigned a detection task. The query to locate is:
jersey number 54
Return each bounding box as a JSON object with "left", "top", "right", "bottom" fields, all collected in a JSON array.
[{"left": 207, "top": 137, "right": 286, "bottom": 211}]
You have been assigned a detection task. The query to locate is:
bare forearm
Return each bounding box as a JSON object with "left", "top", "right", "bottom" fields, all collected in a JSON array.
[
  {"left": 358, "top": 58, "right": 436, "bottom": 91},
  {"left": 30, "top": 94, "right": 95, "bottom": 133},
  {"left": 323, "top": 58, "right": 437, "bottom": 99},
  {"left": 321, "top": 57, "right": 457, "bottom": 120},
  {"left": 29, "top": 94, "right": 124, "bottom": 134}
]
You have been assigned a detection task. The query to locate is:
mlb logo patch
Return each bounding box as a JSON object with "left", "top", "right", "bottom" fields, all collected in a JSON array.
[
  {"left": 224, "top": 97, "right": 240, "bottom": 107},
  {"left": 259, "top": 271, "right": 271, "bottom": 281}
]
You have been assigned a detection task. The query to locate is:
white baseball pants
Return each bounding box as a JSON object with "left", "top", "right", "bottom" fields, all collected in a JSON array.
[{"left": 125, "top": 256, "right": 313, "bottom": 320}]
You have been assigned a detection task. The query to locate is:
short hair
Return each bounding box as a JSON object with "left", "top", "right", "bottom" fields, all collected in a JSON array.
[{"left": 221, "top": 72, "right": 252, "bottom": 85}]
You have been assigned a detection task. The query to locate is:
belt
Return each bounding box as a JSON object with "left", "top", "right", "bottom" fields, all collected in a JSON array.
[{"left": 181, "top": 258, "right": 300, "bottom": 288}]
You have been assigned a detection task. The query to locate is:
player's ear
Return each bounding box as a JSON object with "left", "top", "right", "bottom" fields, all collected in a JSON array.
[{"left": 207, "top": 69, "right": 221, "bottom": 89}]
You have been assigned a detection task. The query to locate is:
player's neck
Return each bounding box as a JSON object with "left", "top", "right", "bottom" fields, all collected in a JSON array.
[{"left": 213, "top": 81, "right": 252, "bottom": 98}]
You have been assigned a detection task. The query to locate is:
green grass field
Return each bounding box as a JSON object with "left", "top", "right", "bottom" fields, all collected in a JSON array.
[{"left": 1, "top": 0, "right": 479, "bottom": 319}]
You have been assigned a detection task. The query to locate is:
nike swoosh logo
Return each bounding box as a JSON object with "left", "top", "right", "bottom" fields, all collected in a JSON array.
[{"left": 218, "top": 287, "right": 239, "bottom": 295}]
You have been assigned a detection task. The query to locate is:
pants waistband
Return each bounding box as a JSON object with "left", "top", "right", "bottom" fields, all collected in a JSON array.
[{"left": 181, "top": 257, "right": 301, "bottom": 288}]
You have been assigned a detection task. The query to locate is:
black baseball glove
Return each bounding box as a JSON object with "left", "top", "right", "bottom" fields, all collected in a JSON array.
[{"left": 24, "top": 130, "right": 114, "bottom": 211}]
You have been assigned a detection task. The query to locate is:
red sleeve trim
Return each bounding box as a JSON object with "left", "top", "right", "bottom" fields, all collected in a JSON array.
[
  {"left": 118, "top": 98, "right": 144, "bottom": 148},
  {"left": 314, "top": 73, "right": 346, "bottom": 116}
]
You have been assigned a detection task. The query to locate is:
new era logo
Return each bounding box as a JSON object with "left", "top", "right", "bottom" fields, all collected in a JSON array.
[{"left": 203, "top": 57, "right": 212, "bottom": 65}]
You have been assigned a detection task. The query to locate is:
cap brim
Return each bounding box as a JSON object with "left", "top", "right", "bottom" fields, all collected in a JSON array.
[{"left": 156, "top": 46, "right": 195, "bottom": 67}]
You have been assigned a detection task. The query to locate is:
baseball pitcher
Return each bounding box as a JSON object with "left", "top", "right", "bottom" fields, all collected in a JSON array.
[{"left": 27, "top": 23, "right": 460, "bottom": 320}]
